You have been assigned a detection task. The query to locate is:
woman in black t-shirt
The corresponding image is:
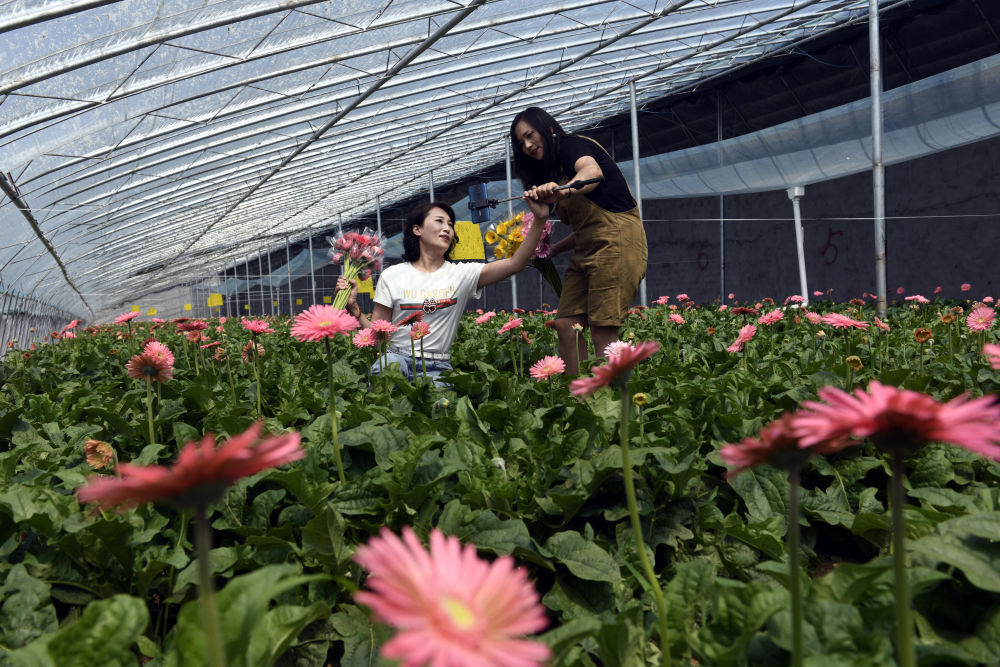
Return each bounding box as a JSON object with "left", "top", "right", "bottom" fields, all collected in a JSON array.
[{"left": 510, "top": 106, "right": 648, "bottom": 375}]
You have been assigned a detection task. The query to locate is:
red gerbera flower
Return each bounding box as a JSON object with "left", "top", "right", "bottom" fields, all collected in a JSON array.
[
  {"left": 570, "top": 341, "right": 659, "bottom": 397},
  {"left": 720, "top": 413, "right": 842, "bottom": 477},
  {"left": 126, "top": 351, "right": 173, "bottom": 383},
  {"left": 77, "top": 422, "right": 304, "bottom": 511}
]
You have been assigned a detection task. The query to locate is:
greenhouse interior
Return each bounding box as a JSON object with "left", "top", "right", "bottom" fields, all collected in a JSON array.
[{"left": 2, "top": 0, "right": 1000, "bottom": 665}]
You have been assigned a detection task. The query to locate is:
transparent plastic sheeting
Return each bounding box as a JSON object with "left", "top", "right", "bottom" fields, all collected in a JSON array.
[
  {"left": 0, "top": 0, "right": 879, "bottom": 320},
  {"left": 451, "top": 52, "right": 1000, "bottom": 219},
  {"left": 633, "top": 51, "right": 1000, "bottom": 198}
]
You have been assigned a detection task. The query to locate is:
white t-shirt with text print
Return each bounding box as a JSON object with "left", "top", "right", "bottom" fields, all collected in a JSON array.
[{"left": 374, "top": 261, "right": 483, "bottom": 357}]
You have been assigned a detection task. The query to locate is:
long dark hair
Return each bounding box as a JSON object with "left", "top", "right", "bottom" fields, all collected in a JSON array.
[
  {"left": 509, "top": 107, "right": 567, "bottom": 188},
  {"left": 401, "top": 201, "right": 459, "bottom": 262}
]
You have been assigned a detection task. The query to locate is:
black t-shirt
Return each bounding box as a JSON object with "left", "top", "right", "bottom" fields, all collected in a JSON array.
[{"left": 557, "top": 135, "right": 636, "bottom": 213}]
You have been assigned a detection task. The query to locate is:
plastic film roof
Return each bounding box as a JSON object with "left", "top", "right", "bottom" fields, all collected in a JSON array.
[{"left": 1, "top": 0, "right": 883, "bottom": 319}]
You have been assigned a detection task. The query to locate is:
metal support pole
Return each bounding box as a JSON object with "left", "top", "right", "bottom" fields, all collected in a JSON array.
[
  {"left": 286, "top": 238, "right": 294, "bottom": 316},
  {"left": 505, "top": 140, "right": 518, "bottom": 310},
  {"left": 245, "top": 256, "right": 252, "bottom": 315},
  {"left": 267, "top": 250, "right": 275, "bottom": 316},
  {"left": 308, "top": 227, "right": 317, "bottom": 306},
  {"left": 718, "top": 91, "right": 726, "bottom": 304},
  {"left": 258, "top": 251, "right": 266, "bottom": 316},
  {"left": 870, "top": 0, "right": 888, "bottom": 317},
  {"left": 788, "top": 187, "right": 810, "bottom": 306},
  {"left": 233, "top": 264, "right": 240, "bottom": 318},
  {"left": 429, "top": 171, "right": 435, "bottom": 201},
  {"left": 376, "top": 194, "right": 382, "bottom": 238},
  {"left": 629, "top": 81, "right": 647, "bottom": 307}
]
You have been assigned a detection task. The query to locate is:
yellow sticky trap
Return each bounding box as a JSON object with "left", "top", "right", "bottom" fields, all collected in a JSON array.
[
  {"left": 272, "top": 300, "right": 278, "bottom": 307},
  {"left": 207, "top": 293, "right": 223, "bottom": 307},
  {"left": 450, "top": 220, "right": 486, "bottom": 260},
  {"left": 244, "top": 304, "right": 250, "bottom": 310},
  {"left": 146, "top": 308, "right": 157, "bottom": 316},
  {"left": 130, "top": 305, "right": 140, "bottom": 312},
  {"left": 183, "top": 304, "right": 192, "bottom": 311},
  {"left": 323, "top": 296, "right": 332, "bottom": 304},
  {"left": 296, "top": 298, "right": 302, "bottom": 305},
  {"left": 357, "top": 276, "right": 374, "bottom": 295}
]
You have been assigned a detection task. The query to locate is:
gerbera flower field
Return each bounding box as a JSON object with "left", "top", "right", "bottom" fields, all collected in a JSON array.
[{"left": 2, "top": 292, "right": 999, "bottom": 666}]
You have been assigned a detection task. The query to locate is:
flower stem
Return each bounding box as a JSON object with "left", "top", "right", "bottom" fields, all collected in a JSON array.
[
  {"left": 420, "top": 339, "right": 427, "bottom": 379},
  {"left": 620, "top": 386, "right": 669, "bottom": 666},
  {"left": 325, "top": 337, "right": 346, "bottom": 484},
  {"left": 251, "top": 337, "right": 262, "bottom": 418},
  {"left": 145, "top": 378, "right": 155, "bottom": 447},
  {"left": 788, "top": 464, "right": 804, "bottom": 667},
  {"left": 195, "top": 507, "right": 226, "bottom": 667},
  {"left": 891, "top": 450, "right": 916, "bottom": 667}
]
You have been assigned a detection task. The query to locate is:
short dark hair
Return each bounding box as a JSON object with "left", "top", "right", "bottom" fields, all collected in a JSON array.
[
  {"left": 401, "top": 201, "right": 459, "bottom": 262},
  {"left": 509, "top": 106, "right": 567, "bottom": 188}
]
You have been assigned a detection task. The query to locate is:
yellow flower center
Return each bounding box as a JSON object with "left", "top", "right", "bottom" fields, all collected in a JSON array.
[
  {"left": 318, "top": 320, "right": 331, "bottom": 327},
  {"left": 441, "top": 597, "right": 476, "bottom": 630}
]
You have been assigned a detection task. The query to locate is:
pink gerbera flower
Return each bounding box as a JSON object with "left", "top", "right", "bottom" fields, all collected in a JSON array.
[
  {"left": 983, "top": 343, "right": 1000, "bottom": 369},
  {"left": 61, "top": 319, "right": 82, "bottom": 333},
  {"left": 934, "top": 286, "right": 942, "bottom": 294},
  {"left": 144, "top": 340, "right": 175, "bottom": 367},
  {"left": 812, "top": 290, "right": 824, "bottom": 297},
  {"left": 354, "top": 527, "right": 550, "bottom": 667},
  {"left": 784, "top": 295, "right": 804, "bottom": 304},
  {"left": 126, "top": 351, "right": 173, "bottom": 383},
  {"left": 804, "top": 312, "right": 822, "bottom": 324},
  {"left": 241, "top": 319, "right": 274, "bottom": 335},
  {"left": 570, "top": 341, "right": 659, "bottom": 397},
  {"left": 497, "top": 318, "right": 523, "bottom": 335},
  {"left": 475, "top": 311, "right": 497, "bottom": 324},
  {"left": 290, "top": 305, "right": 359, "bottom": 342},
  {"left": 63, "top": 331, "right": 77, "bottom": 339},
  {"left": 676, "top": 293, "right": 690, "bottom": 302},
  {"left": 757, "top": 309, "right": 784, "bottom": 325},
  {"left": 961, "top": 283, "right": 972, "bottom": 292},
  {"left": 77, "top": 422, "right": 303, "bottom": 511},
  {"left": 370, "top": 319, "right": 398, "bottom": 342},
  {"left": 669, "top": 313, "right": 686, "bottom": 325},
  {"left": 874, "top": 316, "right": 891, "bottom": 332},
  {"left": 654, "top": 295, "right": 670, "bottom": 305},
  {"left": 353, "top": 329, "right": 377, "bottom": 348},
  {"left": 717, "top": 305, "right": 728, "bottom": 312},
  {"left": 114, "top": 312, "right": 140, "bottom": 324},
  {"left": 966, "top": 306, "right": 995, "bottom": 333},
  {"left": 603, "top": 340, "right": 630, "bottom": 359},
  {"left": 410, "top": 321, "right": 431, "bottom": 340},
  {"left": 904, "top": 295, "right": 929, "bottom": 304},
  {"left": 821, "top": 313, "right": 869, "bottom": 329},
  {"left": 792, "top": 381, "right": 1000, "bottom": 459},
  {"left": 726, "top": 324, "right": 757, "bottom": 354},
  {"left": 529, "top": 355, "right": 565, "bottom": 381}
]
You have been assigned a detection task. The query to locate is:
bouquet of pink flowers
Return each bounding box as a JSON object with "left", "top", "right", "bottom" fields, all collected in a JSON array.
[{"left": 329, "top": 228, "right": 385, "bottom": 309}]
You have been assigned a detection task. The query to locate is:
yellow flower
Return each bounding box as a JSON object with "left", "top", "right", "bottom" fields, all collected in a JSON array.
[
  {"left": 497, "top": 240, "right": 508, "bottom": 253},
  {"left": 510, "top": 231, "right": 524, "bottom": 243},
  {"left": 632, "top": 393, "right": 649, "bottom": 405},
  {"left": 497, "top": 221, "right": 510, "bottom": 235},
  {"left": 493, "top": 246, "right": 505, "bottom": 259},
  {"left": 485, "top": 230, "right": 498, "bottom": 244},
  {"left": 845, "top": 355, "right": 863, "bottom": 370}
]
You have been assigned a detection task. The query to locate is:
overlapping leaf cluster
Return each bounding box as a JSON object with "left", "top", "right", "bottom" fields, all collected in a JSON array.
[{"left": 1, "top": 295, "right": 998, "bottom": 665}]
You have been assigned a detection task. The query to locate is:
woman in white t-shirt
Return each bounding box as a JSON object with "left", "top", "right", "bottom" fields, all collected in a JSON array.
[{"left": 338, "top": 197, "right": 547, "bottom": 383}]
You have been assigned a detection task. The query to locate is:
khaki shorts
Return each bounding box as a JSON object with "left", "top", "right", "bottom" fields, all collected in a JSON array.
[{"left": 557, "top": 211, "right": 647, "bottom": 327}]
